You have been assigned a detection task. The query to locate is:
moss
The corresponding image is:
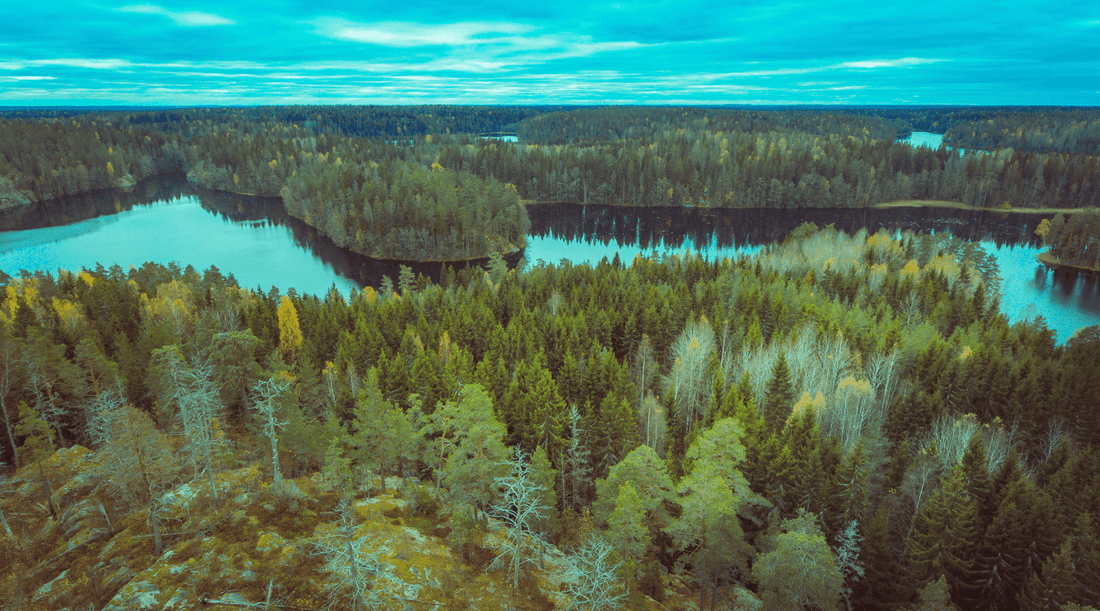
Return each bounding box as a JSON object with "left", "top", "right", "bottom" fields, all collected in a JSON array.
[{"left": 252, "top": 499, "right": 315, "bottom": 538}]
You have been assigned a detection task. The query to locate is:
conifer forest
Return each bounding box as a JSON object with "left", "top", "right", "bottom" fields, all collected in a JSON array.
[{"left": 1, "top": 105, "right": 1099, "bottom": 611}]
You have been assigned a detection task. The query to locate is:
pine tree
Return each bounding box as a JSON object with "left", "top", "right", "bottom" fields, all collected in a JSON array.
[
  {"left": 857, "top": 505, "right": 906, "bottom": 610},
  {"left": 1016, "top": 539, "right": 1079, "bottom": 611},
  {"left": 754, "top": 510, "right": 844, "bottom": 611},
  {"left": 529, "top": 446, "right": 562, "bottom": 540},
  {"left": 592, "top": 445, "right": 676, "bottom": 531},
  {"left": 606, "top": 482, "right": 649, "bottom": 590}
]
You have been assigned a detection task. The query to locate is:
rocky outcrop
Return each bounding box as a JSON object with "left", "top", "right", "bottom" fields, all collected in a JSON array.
[{"left": 0, "top": 175, "right": 33, "bottom": 209}]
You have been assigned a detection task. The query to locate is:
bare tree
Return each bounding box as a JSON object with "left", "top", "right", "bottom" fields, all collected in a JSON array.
[
  {"left": 490, "top": 448, "right": 549, "bottom": 593},
  {"left": 83, "top": 388, "right": 127, "bottom": 448},
  {"left": 637, "top": 392, "right": 667, "bottom": 456},
  {"left": 98, "top": 405, "right": 179, "bottom": 554},
  {"left": 1038, "top": 417, "right": 1071, "bottom": 464},
  {"left": 250, "top": 375, "right": 292, "bottom": 493},
  {"left": 563, "top": 538, "right": 626, "bottom": 611},
  {"left": 664, "top": 318, "right": 716, "bottom": 434},
  {"left": 311, "top": 501, "right": 397, "bottom": 611},
  {"left": 151, "top": 347, "right": 226, "bottom": 501},
  {"left": 901, "top": 292, "right": 923, "bottom": 326},
  {"left": 0, "top": 330, "right": 22, "bottom": 468}
]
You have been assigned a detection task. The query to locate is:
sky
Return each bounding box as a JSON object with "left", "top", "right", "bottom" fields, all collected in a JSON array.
[{"left": 1, "top": 1, "right": 1098, "bottom": 106}]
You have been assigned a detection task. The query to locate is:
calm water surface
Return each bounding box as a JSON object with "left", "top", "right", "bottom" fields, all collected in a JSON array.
[
  {"left": 2, "top": 176, "right": 1097, "bottom": 342},
  {"left": 525, "top": 203, "right": 1100, "bottom": 343}
]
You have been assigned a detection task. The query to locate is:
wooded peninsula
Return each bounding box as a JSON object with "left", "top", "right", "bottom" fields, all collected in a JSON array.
[{"left": 1, "top": 105, "right": 1099, "bottom": 611}]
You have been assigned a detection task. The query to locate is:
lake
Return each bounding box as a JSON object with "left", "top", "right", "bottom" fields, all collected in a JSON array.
[
  {"left": 0, "top": 175, "right": 504, "bottom": 296},
  {"left": 524, "top": 203, "right": 1100, "bottom": 343},
  {"left": 902, "top": 132, "right": 946, "bottom": 149},
  {"left": 2, "top": 176, "right": 1097, "bottom": 342}
]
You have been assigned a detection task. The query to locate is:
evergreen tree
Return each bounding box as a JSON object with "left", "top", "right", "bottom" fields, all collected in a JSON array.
[
  {"left": 605, "top": 482, "right": 649, "bottom": 590},
  {"left": 905, "top": 465, "right": 980, "bottom": 603},
  {"left": 754, "top": 510, "right": 844, "bottom": 611},
  {"left": 762, "top": 354, "right": 795, "bottom": 433}
]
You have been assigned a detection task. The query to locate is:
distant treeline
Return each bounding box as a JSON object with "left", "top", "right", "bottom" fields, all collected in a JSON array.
[{"left": 2, "top": 105, "right": 1100, "bottom": 259}]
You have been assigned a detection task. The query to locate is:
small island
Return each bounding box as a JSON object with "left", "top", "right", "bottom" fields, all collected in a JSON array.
[{"left": 1035, "top": 208, "right": 1100, "bottom": 273}]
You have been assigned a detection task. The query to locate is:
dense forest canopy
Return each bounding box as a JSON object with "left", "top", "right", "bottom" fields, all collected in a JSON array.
[{"left": 1, "top": 221, "right": 1099, "bottom": 609}]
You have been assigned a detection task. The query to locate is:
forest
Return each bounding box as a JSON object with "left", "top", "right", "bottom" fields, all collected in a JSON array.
[
  {"left": 3, "top": 105, "right": 1100, "bottom": 261},
  {"left": 1, "top": 222, "right": 1099, "bottom": 610},
  {"left": 1036, "top": 208, "right": 1100, "bottom": 270}
]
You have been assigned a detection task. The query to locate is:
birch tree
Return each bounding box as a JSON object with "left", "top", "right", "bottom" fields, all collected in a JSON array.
[{"left": 664, "top": 318, "right": 716, "bottom": 436}]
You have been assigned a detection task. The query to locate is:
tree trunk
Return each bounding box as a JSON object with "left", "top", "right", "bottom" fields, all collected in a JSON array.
[
  {"left": 207, "top": 456, "right": 220, "bottom": 504},
  {"left": 0, "top": 399, "right": 19, "bottom": 469},
  {"left": 0, "top": 509, "right": 13, "bottom": 537},
  {"left": 150, "top": 502, "right": 163, "bottom": 555},
  {"left": 270, "top": 430, "right": 282, "bottom": 494},
  {"left": 37, "top": 461, "right": 58, "bottom": 519}
]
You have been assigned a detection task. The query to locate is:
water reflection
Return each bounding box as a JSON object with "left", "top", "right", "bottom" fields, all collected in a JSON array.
[
  {"left": 526, "top": 203, "right": 1045, "bottom": 251},
  {"left": 0, "top": 175, "right": 512, "bottom": 296},
  {"left": 527, "top": 203, "right": 1098, "bottom": 343},
  {"left": 3, "top": 176, "right": 1097, "bottom": 342}
]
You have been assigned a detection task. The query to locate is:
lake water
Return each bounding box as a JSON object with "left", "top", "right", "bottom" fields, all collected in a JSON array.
[
  {"left": 525, "top": 203, "right": 1100, "bottom": 343},
  {"left": 0, "top": 175, "right": 498, "bottom": 296},
  {"left": 902, "top": 132, "right": 946, "bottom": 149},
  {"left": 2, "top": 176, "right": 1097, "bottom": 342},
  {"left": 899, "top": 131, "right": 974, "bottom": 156}
]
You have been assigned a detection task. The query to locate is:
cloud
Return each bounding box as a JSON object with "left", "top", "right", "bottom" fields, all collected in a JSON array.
[
  {"left": 310, "top": 17, "right": 644, "bottom": 63},
  {"left": 34, "top": 58, "right": 134, "bottom": 70},
  {"left": 118, "top": 4, "right": 234, "bottom": 27},
  {"left": 840, "top": 57, "right": 945, "bottom": 69},
  {"left": 311, "top": 18, "right": 531, "bottom": 47}
]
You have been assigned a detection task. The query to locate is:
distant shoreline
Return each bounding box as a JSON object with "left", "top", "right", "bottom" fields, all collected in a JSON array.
[{"left": 874, "top": 200, "right": 1085, "bottom": 215}]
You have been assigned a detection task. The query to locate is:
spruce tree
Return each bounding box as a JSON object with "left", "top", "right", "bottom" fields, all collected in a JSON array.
[
  {"left": 762, "top": 354, "right": 795, "bottom": 433},
  {"left": 905, "top": 465, "right": 979, "bottom": 602}
]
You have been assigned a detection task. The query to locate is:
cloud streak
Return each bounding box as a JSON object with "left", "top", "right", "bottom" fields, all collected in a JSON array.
[{"left": 118, "top": 4, "right": 234, "bottom": 27}]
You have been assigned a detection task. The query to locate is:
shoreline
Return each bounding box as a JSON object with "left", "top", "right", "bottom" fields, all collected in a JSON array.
[
  {"left": 1037, "top": 251, "right": 1100, "bottom": 274},
  {"left": 525, "top": 197, "right": 1086, "bottom": 215},
  {"left": 873, "top": 200, "right": 1086, "bottom": 215}
]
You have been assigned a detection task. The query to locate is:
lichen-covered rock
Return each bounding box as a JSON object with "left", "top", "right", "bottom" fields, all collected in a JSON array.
[
  {"left": 31, "top": 569, "right": 69, "bottom": 608},
  {"left": 60, "top": 498, "right": 111, "bottom": 548},
  {"left": 101, "top": 580, "right": 160, "bottom": 611}
]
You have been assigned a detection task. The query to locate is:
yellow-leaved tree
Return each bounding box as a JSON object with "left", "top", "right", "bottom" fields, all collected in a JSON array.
[{"left": 277, "top": 295, "right": 303, "bottom": 359}]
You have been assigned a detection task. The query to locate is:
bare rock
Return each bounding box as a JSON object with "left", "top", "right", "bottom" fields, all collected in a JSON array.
[{"left": 101, "top": 580, "right": 161, "bottom": 611}]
